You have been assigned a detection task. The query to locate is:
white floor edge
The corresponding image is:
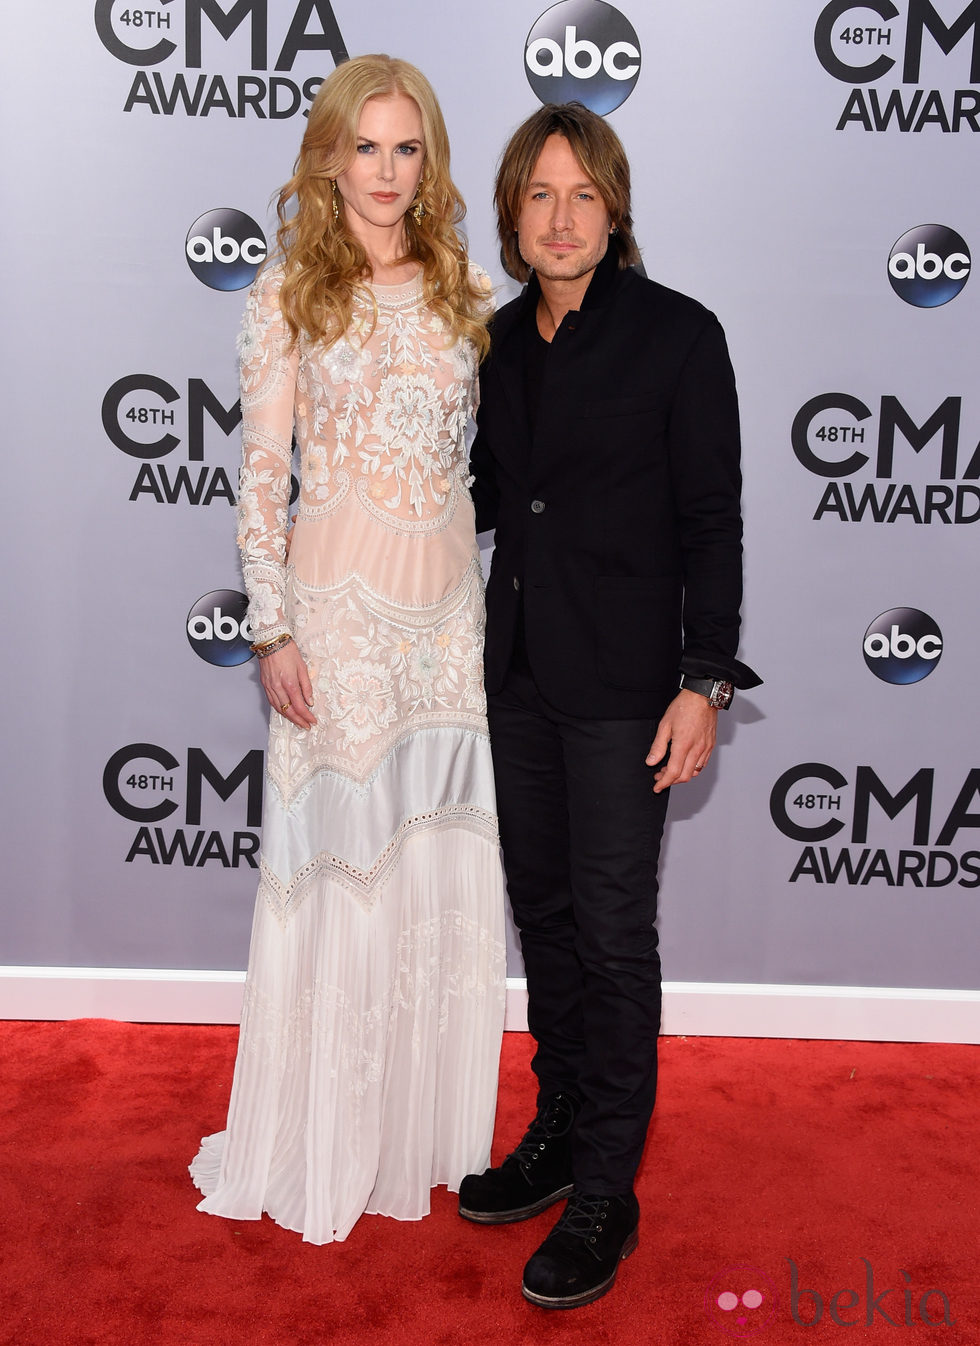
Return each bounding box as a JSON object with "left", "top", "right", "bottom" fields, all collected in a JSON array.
[{"left": 1, "top": 968, "right": 978, "bottom": 1042}]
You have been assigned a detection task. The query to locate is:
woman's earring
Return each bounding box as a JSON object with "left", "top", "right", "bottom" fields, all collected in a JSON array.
[
  {"left": 331, "top": 180, "right": 340, "bottom": 223},
  {"left": 412, "top": 178, "right": 425, "bottom": 225}
]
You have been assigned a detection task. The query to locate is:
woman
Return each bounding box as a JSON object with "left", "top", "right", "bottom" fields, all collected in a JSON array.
[{"left": 190, "top": 54, "right": 505, "bottom": 1245}]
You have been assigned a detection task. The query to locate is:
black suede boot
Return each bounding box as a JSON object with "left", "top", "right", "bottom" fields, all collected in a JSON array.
[
  {"left": 457, "top": 1092, "right": 578, "bottom": 1223},
  {"left": 521, "top": 1191, "right": 640, "bottom": 1308}
]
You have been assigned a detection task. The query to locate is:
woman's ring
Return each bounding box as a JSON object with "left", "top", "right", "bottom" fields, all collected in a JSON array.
[{"left": 280, "top": 701, "right": 290, "bottom": 712}]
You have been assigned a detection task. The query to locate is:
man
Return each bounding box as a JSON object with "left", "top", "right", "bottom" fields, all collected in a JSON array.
[{"left": 458, "top": 103, "right": 760, "bottom": 1309}]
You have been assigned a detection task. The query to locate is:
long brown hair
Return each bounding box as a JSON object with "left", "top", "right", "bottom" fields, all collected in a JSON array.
[
  {"left": 274, "top": 54, "right": 489, "bottom": 357},
  {"left": 494, "top": 102, "right": 641, "bottom": 283}
]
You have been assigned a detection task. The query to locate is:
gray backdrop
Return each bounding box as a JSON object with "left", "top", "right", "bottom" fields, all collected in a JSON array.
[{"left": 2, "top": 1, "right": 978, "bottom": 998}]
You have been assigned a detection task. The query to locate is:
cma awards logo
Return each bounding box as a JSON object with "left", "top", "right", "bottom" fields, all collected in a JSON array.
[
  {"left": 525, "top": 0, "right": 641, "bottom": 113},
  {"left": 186, "top": 208, "right": 267, "bottom": 291},
  {"left": 863, "top": 607, "right": 943, "bottom": 683},
  {"left": 813, "top": 0, "right": 980, "bottom": 132},
  {"left": 888, "top": 223, "right": 971, "bottom": 306},
  {"left": 102, "top": 742, "right": 263, "bottom": 867},
  {"left": 101, "top": 372, "right": 246, "bottom": 506},
  {"left": 186, "top": 590, "right": 254, "bottom": 666},
  {"left": 94, "top": 0, "right": 348, "bottom": 118},
  {"left": 791, "top": 392, "right": 980, "bottom": 524},
  {"left": 770, "top": 762, "right": 980, "bottom": 889}
]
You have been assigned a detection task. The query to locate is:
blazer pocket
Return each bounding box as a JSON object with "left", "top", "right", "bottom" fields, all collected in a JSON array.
[{"left": 595, "top": 575, "right": 681, "bottom": 692}]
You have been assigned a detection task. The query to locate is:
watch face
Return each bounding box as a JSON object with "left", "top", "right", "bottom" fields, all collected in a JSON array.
[{"left": 709, "top": 680, "right": 734, "bottom": 709}]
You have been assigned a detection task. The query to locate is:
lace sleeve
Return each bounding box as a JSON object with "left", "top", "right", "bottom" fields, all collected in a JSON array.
[
  {"left": 236, "top": 265, "right": 298, "bottom": 645},
  {"left": 467, "top": 261, "right": 495, "bottom": 421}
]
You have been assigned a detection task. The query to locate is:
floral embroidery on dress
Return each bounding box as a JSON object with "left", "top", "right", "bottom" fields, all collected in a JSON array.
[
  {"left": 236, "top": 264, "right": 487, "bottom": 646},
  {"left": 265, "top": 561, "right": 488, "bottom": 801},
  {"left": 325, "top": 658, "right": 398, "bottom": 747},
  {"left": 236, "top": 261, "right": 494, "bottom": 795},
  {"left": 247, "top": 580, "right": 285, "bottom": 635}
]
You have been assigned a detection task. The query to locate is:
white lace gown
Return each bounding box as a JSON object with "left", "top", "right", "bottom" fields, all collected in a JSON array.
[{"left": 189, "top": 263, "right": 506, "bottom": 1245}]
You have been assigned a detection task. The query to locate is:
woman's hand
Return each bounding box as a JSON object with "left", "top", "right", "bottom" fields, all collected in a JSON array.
[{"left": 258, "top": 640, "right": 317, "bottom": 730}]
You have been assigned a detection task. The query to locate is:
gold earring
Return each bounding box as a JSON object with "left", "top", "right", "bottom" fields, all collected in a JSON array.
[
  {"left": 412, "top": 178, "right": 425, "bottom": 225},
  {"left": 331, "top": 180, "right": 340, "bottom": 223}
]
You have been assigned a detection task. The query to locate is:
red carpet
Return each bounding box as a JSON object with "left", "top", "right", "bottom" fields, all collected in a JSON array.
[{"left": 1, "top": 1021, "right": 976, "bottom": 1345}]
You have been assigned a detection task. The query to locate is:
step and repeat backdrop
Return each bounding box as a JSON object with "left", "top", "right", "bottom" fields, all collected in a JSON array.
[{"left": 2, "top": 1, "right": 977, "bottom": 996}]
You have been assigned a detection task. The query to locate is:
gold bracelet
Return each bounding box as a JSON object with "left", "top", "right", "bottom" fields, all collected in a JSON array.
[
  {"left": 251, "top": 633, "right": 292, "bottom": 657},
  {"left": 254, "top": 638, "right": 291, "bottom": 659}
]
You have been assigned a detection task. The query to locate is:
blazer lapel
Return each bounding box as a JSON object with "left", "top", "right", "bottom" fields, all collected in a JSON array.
[{"left": 485, "top": 281, "right": 539, "bottom": 465}]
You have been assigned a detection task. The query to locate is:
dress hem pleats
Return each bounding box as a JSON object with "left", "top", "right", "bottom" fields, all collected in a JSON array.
[{"left": 190, "top": 825, "right": 505, "bottom": 1246}]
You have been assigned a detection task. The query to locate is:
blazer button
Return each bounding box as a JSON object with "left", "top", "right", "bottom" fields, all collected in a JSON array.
[
  {"left": 530, "top": 499, "right": 546, "bottom": 514},
  {"left": 513, "top": 576, "right": 521, "bottom": 591}
]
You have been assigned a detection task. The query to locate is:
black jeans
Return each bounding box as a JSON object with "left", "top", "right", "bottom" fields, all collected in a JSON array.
[{"left": 488, "top": 660, "right": 669, "bottom": 1193}]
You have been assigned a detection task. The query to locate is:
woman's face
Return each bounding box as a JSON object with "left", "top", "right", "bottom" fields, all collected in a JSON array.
[{"left": 334, "top": 94, "right": 425, "bottom": 241}]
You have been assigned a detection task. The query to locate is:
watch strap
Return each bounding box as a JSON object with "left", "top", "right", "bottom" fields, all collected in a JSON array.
[{"left": 679, "top": 674, "right": 734, "bottom": 709}]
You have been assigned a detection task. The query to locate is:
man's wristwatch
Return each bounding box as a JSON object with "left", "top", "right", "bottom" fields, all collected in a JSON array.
[{"left": 679, "top": 674, "right": 734, "bottom": 709}]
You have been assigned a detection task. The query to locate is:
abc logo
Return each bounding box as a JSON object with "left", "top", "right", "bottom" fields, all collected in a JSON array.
[
  {"left": 525, "top": 0, "right": 641, "bottom": 114},
  {"left": 187, "top": 590, "right": 254, "bottom": 666},
  {"left": 863, "top": 608, "right": 943, "bottom": 685},
  {"left": 887, "top": 224, "right": 970, "bottom": 308},
  {"left": 185, "top": 208, "right": 268, "bottom": 292}
]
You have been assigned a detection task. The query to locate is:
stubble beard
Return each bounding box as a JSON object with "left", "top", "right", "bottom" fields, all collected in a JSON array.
[{"left": 523, "top": 236, "right": 608, "bottom": 283}]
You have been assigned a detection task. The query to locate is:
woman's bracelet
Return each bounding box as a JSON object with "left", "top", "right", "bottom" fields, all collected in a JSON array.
[{"left": 251, "top": 633, "right": 293, "bottom": 659}]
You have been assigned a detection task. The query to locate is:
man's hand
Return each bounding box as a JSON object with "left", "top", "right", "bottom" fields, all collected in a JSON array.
[{"left": 645, "top": 690, "right": 717, "bottom": 793}]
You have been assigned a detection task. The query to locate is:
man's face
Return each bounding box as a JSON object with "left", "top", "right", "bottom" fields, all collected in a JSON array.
[{"left": 516, "top": 134, "right": 613, "bottom": 285}]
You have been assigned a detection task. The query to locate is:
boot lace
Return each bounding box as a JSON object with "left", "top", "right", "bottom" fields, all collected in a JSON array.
[
  {"left": 508, "top": 1093, "right": 574, "bottom": 1166},
  {"left": 552, "top": 1193, "right": 611, "bottom": 1242}
]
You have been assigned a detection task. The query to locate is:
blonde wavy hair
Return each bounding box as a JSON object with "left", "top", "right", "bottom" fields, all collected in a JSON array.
[{"left": 274, "top": 54, "right": 489, "bottom": 359}]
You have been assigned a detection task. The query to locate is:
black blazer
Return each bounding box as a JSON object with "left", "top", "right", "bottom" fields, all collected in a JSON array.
[{"left": 471, "top": 248, "right": 759, "bottom": 719}]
